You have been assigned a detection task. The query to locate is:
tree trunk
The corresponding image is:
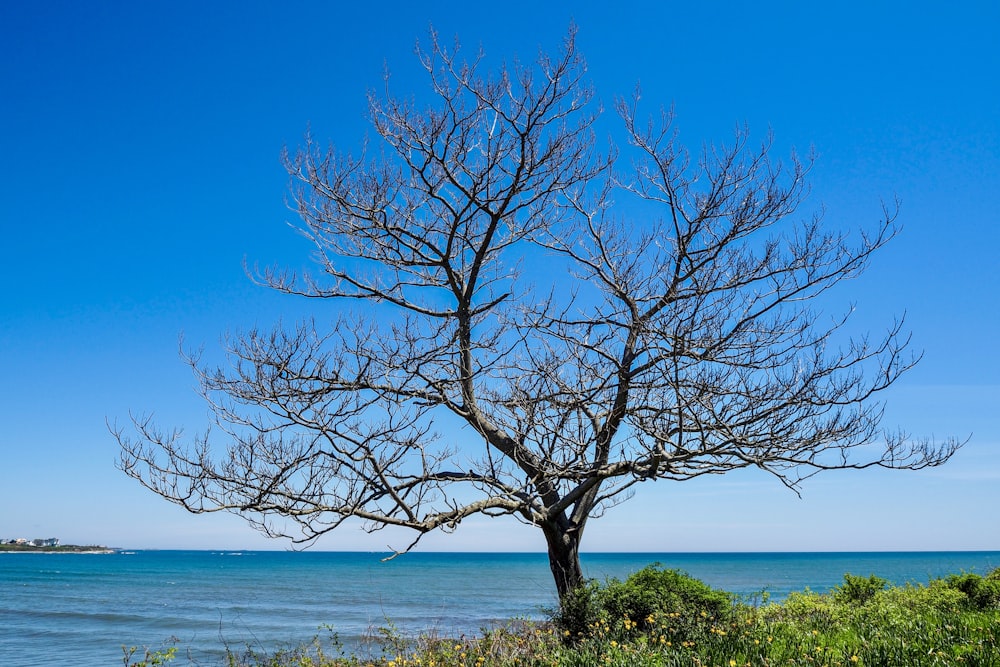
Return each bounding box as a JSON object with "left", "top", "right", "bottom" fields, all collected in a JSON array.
[{"left": 542, "top": 520, "right": 585, "bottom": 601}]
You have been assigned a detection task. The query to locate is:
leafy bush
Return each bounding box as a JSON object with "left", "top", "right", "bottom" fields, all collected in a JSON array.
[
  {"left": 945, "top": 571, "right": 1000, "bottom": 610},
  {"left": 849, "top": 580, "right": 963, "bottom": 640},
  {"left": 833, "top": 572, "right": 888, "bottom": 605},
  {"left": 552, "top": 565, "right": 732, "bottom": 641},
  {"left": 599, "top": 565, "right": 732, "bottom": 628},
  {"left": 761, "top": 589, "right": 838, "bottom": 630},
  {"left": 551, "top": 580, "right": 602, "bottom": 640},
  {"left": 875, "top": 579, "right": 968, "bottom": 613}
]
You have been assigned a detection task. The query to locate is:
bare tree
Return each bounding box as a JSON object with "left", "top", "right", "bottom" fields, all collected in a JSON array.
[{"left": 116, "top": 28, "right": 960, "bottom": 602}]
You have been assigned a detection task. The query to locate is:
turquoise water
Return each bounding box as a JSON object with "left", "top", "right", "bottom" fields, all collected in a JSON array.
[{"left": 2, "top": 550, "right": 998, "bottom": 666}]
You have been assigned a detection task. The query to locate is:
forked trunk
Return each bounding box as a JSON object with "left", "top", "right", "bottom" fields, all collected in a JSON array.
[{"left": 542, "top": 522, "right": 585, "bottom": 601}]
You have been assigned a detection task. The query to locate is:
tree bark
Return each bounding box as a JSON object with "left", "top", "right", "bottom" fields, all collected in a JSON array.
[{"left": 542, "top": 520, "right": 585, "bottom": 601}]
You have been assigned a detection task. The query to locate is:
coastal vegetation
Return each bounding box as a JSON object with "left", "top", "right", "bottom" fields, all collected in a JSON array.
[
  {"left": 0, "top": 542, "right": 112, "bottom": 553},
  {"left": 124, "top": 565, "right": 1000, "bottom": 667}
]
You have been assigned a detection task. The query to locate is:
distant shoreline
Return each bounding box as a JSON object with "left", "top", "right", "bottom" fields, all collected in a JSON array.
[{"left": 0, "top": 544, "right": 114, "bottom": 554}]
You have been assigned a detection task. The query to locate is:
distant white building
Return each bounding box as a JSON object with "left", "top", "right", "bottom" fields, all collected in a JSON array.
[
  {"left": 31, "top": 538, "right": 60, "bottom": 547},
  {"left": 2, "top": 537, "right": 60, "bottom": 547}
]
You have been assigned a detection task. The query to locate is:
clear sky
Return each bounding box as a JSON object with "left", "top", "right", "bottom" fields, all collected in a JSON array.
[{"left": 2, "top": 1, "right": 997, "bottom": 553}]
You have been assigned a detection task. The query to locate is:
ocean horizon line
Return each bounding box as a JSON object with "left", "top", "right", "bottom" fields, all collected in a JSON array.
[{"left": 107, "top": 547, "right": 1000, "bottom": 555}]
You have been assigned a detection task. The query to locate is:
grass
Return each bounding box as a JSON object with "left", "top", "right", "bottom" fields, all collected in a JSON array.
[{"left": 124, "top": 567, "right": 1000, "bottom": 667}]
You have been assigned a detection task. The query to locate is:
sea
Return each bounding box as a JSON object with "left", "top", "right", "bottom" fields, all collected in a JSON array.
[{"left": 2, "top": 550, "right": 999, "bottom": 666}]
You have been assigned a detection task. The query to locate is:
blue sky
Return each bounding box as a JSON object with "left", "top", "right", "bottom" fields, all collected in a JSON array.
[{"left": 2, "top": 1, "right": 997, "bottom": 552}]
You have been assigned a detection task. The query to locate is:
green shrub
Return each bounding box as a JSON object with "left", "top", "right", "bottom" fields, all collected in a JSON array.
[
  {"left": 850, "top": 579, "right": 968, "bottom": 637},
  {"left": 598, "top": 565, "right": 731, "bottom": 629},
  {"left": 552, "top": 564, "right": 732, "bottom": 642},
  {"left": 551, "top": 580, "right": 602, "bottom": 639},
  {"left": 833, "top": 572, "right": 888, "bottom": 605},
  {"left": 762, "top": 589, "right": 838, "bottom": 630},
  {"left": 945, "top": 571, "right": 1000, "bottom": 610}
]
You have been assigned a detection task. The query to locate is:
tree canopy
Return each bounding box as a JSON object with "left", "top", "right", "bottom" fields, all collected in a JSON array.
[{"left": 117, "top": 28, "right": 960, "bottom": 601}]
